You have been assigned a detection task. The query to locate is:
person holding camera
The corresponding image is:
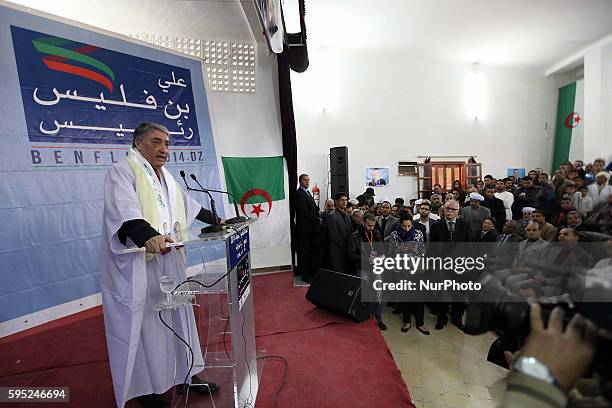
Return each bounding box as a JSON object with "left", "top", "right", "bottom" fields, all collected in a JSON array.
[{"left": 500, "top": 304, "right": 598, "bottom": 408}]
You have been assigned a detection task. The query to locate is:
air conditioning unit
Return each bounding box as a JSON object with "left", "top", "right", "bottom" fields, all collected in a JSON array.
[{"left": 398, "top": 161, "right": 417, "bottom": 176}]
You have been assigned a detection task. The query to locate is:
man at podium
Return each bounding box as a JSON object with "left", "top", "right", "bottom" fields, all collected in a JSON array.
[{"left": 101, "top": 122, "right": 221, "bottom": 408}]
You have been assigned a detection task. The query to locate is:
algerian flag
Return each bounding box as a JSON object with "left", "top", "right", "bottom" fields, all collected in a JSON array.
[
  {"left": 552, "top": 80, "right": 584, "bottom": 172},
  {"left": 221, "top": 156, "right": 290, "bottom": 248}
]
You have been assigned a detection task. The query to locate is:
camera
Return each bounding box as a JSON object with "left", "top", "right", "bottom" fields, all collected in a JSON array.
[{"left": 463, "top": 271, "right": 612, "bottom": 379}]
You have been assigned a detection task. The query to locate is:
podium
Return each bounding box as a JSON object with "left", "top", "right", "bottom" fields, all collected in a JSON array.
[{"left": 121, "top": 219, "right": 261, "bottom": 407}]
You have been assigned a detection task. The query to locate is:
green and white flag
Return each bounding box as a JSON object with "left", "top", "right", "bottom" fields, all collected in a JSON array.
[
  {"left": 552, "top": 80, "right": 584, "bottom": 172},
  {"left": 221, "top": 156, "right": 289, "bottom": 248}
]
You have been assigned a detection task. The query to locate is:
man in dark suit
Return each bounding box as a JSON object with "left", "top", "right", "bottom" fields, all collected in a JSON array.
[
  {"left": 376, "top": 201, "right": 399, "bottom": 240},
  {"left": 294, "top": 174, "right": 322, "bottom": 283},
  {"left": 429, "top": 199, "right": 473, "bottom": 330},
  {"left": 327, "top": 192, "right": 354, "bottom": 274},
  {"left": 485, "top": 219, "right": 523, "bottom": 271}
]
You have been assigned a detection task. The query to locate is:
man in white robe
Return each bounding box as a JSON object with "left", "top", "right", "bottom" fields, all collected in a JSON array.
[{"left": 101, "top": 123, "right": 220, "bottom": 408}]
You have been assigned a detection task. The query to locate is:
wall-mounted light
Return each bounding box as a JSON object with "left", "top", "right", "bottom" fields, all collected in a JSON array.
[{"left": 464, "top": 63, "right": 485, "bottom": 121}]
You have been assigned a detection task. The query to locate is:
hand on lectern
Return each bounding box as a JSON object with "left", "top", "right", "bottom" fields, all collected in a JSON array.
[{"left": 144, "top": 235, "right": 174, "bottom": 254}]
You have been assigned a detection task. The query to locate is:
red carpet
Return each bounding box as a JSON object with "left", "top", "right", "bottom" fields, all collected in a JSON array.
[
  {"left": 0, "top": 272, "right": 414, "bottom": 407},
  {"left": 255, "top": 319, "right": 413, "bottom": 408},
  {"left": 252, "top": 272, "right": 350, "bottom": 336}
]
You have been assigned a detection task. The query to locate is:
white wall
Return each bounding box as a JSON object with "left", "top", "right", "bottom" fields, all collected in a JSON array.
[
  {"left": 603, "top": 44, "right": 612, "bottom": 163},
  {"left": 291, "top": 48, "right": 556, "bottom": 203}
]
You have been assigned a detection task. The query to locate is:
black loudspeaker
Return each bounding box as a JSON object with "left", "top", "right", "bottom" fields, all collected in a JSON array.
[
  {"left": 330, "top": 174, "right": 349, "bottom": 198},
  {"left": 330, "top": 146, "right": 349, "bottom": 197},
  {"left": 330, "top": 146, "right": 348, "bottom": 176},
  {"left": 306, "top": 269, "right": 373, "bottom": 323}
]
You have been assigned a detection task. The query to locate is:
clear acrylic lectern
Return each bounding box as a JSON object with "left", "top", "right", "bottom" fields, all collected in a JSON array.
[{"left": 121, "top": 219, "right": 262, "bottom": 408}]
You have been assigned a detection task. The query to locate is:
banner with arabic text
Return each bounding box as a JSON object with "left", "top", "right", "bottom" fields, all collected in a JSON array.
[{"left": 0, "top": 5, "right": 223, "bottom": 336}]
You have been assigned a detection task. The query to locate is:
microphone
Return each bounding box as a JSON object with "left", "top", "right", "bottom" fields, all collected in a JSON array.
[
  {"left": 179, "top": 171, "right": 223, "bottom": 233},
  {"left": 190, "top": 173, "right": 248, "bottom": 224}
]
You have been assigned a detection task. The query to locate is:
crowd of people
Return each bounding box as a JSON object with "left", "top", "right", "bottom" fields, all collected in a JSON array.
[{"left": 294, "top": 158, "right": 612, "bottom": 333}]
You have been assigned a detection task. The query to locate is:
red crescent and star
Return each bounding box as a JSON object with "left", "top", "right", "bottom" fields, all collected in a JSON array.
[
  {"left": 239, "top": 188, "right": 273, "bottom": 218},
  {"left": 564, "top": 112, "right": 581, "bottom": 129}
]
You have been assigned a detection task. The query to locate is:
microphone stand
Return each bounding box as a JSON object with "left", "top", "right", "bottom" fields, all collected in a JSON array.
[
  {"left": 180, "top": 172, "right": 224, "bottom": 234},
  {"left": 190, "top": 174, "right": 248, "bottom": 224}
]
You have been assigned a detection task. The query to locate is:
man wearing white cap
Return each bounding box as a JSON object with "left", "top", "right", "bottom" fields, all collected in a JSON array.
[
  {"left": 460, "top": 192, "right": 491, "bottom": 239},
  {"left": 516, "top": 206, "right": 535, "bottom": 238},
  {"left": 588, "top": 172, "right": 612, "bottom": 207}
]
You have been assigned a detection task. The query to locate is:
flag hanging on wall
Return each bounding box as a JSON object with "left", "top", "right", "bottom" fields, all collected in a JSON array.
[
  {"left": 552, "top": 80, "right": 584, "bottom": 172},
  {"left": 222, "top": 156, "right": 289, "bottom": 248}
]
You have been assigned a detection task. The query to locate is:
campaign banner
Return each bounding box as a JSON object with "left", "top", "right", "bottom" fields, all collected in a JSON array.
[
  {"left": 11, "top": 25, "right": 203, "bottom": 167},
  {"left": 0, "top": 5, "right": 222, "bottom": 335}
]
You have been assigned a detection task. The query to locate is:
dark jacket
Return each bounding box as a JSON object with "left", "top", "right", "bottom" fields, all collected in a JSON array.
[
  {"left": 486, "top": 233, "right": 523, "bottom": 268},
  {"left": 512, "top": 186, "right": 541, "bottom": 219},
  {"left": 482, "top": 196, "right": 506, "bottom": 231},
  {"left": 478, "top": 230, "right": 499, "bottom": 243},
  {"left": 327, "top": 210, "right": 354, "bottom": 259},
  {"left": 294, "top": 187, "right": 321, "bottom": 233},
  {"left": 348, "top": 225, "right": 383, "bottom": 274},
  {"left": 375, "top": 215, "right": 399, "bottom": 240},
  {"left": 429, "top": 218, "right": 473, "bottom": 243},
  {"left": 356, "top": 193, "right": 375, "bottom": 207}
]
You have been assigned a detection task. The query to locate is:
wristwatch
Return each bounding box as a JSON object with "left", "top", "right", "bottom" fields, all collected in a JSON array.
[{"left": 513, "top": 356, "right": 563, "bottom": 390}]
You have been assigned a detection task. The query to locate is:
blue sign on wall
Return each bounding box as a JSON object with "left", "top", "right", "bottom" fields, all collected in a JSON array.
[
  {"left": 12, "top": 25, "right": 201, "bottom": 147},
  {"left": 0, "top": 5, "right": 223, "bottom": 330}
]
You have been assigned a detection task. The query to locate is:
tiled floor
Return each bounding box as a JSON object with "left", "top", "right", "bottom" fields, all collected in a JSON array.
[{"left": 380, "top": 306, "right": 508, "bottom": 408}]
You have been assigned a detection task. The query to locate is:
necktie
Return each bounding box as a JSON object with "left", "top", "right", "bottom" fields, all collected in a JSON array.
[
  {"left": 494, "top": 235, "right": 508, "bottom": 257},
  {"left": 448, "top": 221, "right": 455, "bottom": 242}
]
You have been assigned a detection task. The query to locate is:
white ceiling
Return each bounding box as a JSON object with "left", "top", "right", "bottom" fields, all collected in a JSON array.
[
  {"left": 6, "top": 0, "right": 254, "bottom": 42},
  {"left": 8, "top": 0, "right": 612, "bottom": 69},
  {"left": 284, "top": 0, "right": 612, "bottom": 68}
]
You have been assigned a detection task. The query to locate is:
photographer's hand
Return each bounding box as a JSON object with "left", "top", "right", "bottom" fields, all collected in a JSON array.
[{"left": 521, "top": 304, "right": 597, "bottom": 392}]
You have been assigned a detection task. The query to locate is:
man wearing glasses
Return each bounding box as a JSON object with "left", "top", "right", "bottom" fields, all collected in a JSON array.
[{"left": 429, "top": 200, "right": 473, "bottom": 330}]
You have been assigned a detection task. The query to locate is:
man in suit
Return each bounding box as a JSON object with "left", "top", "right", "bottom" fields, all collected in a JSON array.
[
  {"left": 514, "top": 227, "right": 593, "bottom": 297},
  {"left": 485, "top": 220, "right": 523, "bottom": 271},
  {"left": 376, "top": 201, "right": 399, "bottom": 240},
  {"left": 294, "top": 174, "right": 322, "bottom": 283},
  {"left": 429, "top": 199, "right": 473, "bottom": 330},
  {"left": 327, "top": 192, "right": 354, "bottom": 274},
  {"left": 499, "top": 221, "right": 551, "bottom": 291}
]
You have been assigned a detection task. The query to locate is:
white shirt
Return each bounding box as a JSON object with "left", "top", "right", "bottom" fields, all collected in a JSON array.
[
  {"left": 588, "top": 183, "right": 612, "bottom": 207},
  {"left": 413, "top": 214, "right": 439, "bottom": 240},
  {"left": 494, "top": 191, "right": 514, "bottom": 221}
]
